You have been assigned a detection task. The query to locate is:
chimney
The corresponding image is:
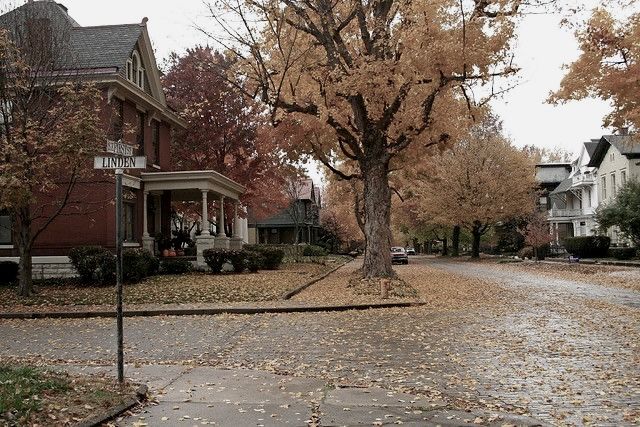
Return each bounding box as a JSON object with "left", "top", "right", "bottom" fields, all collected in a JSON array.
[
  {"left": 141, "top": 17, "right": 148, "bottom": 26},
  {"left": 617, "top": 127, "right": 629, "bottom": 136}
]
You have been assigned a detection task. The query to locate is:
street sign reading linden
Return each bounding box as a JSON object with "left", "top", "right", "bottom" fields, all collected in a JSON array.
[
  {"left": 106, "top": 139, "right": 136, "bottom": 157},
  {"left": 94, "top": 155, "right": 147, "bottom": 169}
]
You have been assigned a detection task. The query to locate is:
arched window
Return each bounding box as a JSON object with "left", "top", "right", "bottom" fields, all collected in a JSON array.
[{"left": 126, "top": 50, "right": 145, "bottom": 90}]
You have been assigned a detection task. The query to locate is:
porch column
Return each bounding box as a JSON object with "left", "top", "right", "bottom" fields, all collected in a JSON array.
[
  {"left": 201, "top": 190, "right": 210, "bottom": 235},
  {"left": 233, "top": 203, "right": 240, "bottom": 238},
  {"left": 196, "top": 189, "right": 216, "bottom": 269},
  {"left": 142, "top": 191, "right": 149, "bottom": 237},
  {"left": 141, "top": 190, "right": 155, "bottom": 254},
  {"left": 217, "top": 195, "right": 225, "bottom": 237},
  {"left": 215, "top": 195, "right": 230, "bottom": 249},
  {"left": 230, "top": 201, "right": 243, "bottom": 250}
]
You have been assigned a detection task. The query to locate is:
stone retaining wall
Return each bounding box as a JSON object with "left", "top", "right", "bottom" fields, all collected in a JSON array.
[{"left": 0, "top": 256, "right": 77, "bottom": 280}]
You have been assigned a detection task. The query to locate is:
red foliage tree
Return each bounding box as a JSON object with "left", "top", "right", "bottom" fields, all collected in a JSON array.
[{"left": 163, "top": 47, "right": 297, "bottom": 221}]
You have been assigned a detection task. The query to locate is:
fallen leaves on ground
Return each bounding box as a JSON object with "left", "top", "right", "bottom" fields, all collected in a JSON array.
[
  {"left": 294, "top": 259, "right": 517, "bottom": 311},
  {"left": 0, "top": 263, "right": 333, "bottom": 312},
  {"left": 0, "top": 364, "right": 135, "bottom": 426}
]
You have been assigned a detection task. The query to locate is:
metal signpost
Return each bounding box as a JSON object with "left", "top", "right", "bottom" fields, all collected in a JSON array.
[{"left": 94, "top": 140, "right": 146, "bottom": 384}]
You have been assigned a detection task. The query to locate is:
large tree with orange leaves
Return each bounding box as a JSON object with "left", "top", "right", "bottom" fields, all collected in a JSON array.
[
  {"left": 203, "top": 0, "right": 554, "bottom": 278},
  {"left": 551, "top": 6, "right": 640, "bottom": 131}
]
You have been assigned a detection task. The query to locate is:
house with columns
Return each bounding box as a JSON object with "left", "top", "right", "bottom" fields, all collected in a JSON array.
[{"left": 0, "top": 1, "right": 246, "bottom": 275}]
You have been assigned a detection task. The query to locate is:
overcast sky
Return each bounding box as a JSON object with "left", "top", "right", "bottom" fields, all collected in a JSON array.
[{"left": 46, "top": 0, "right": 617, "bottom": 165}]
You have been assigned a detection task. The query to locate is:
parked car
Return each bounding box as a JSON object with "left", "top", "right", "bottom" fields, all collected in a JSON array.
[
  {"left": 391, "top": 247, "right": 409, "bottom": 264},
  {"left": 405, "top": 247, "right": 416, "bottom": 255}
]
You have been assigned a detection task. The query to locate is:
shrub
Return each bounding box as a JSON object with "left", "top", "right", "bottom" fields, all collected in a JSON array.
[
  {"left": 160, "top": 258, "right": 193, "bottom": 274},
  {"left": 123, "top": 249, "right": 158, "bottom": 283},
  {"left": 243, "top": 245, "right": 284, "bottom": 270},
  {"left": 202, "top": 249, "right": 227, "bottom": 273},
  {"left": 517, "top": 246, "right": 534, "bottom": 259},
  {"left": 564, "top": 236, "right": 611, "bottom": 258},
  {"left": 608, "top": 247, "right": 637, "bottom": 260},
  {"left": 68, "top": 246, "right": 115, "bottom": 285},
  {"left": 302, "top": 245, "right": 328, "bottom": 257},
  {"left": 227, "top": 250, "right": 248, "bottom": 273},
  {"left": 245, "top": 251, "right": 265, "bottom": 273},
  {"left": 0, "top": 261, "right": 18, "bottom": 284},
  {"left": 92, "top": 252, "right": 116, "bottom": 285}
]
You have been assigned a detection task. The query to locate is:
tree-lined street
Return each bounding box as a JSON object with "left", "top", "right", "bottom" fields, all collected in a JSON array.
[{"left": 1, "top": 258, "right": 638, "bottom": 426}]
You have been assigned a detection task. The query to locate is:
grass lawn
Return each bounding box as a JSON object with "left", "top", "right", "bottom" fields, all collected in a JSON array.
[
  {"left": 0, "top": 365, "right": 134, "bottom": 426},
  {"left": 0, "top": 261, "right": 340, "bottom": 309}
]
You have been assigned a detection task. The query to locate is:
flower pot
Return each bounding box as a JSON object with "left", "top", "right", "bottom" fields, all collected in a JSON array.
[{"left": 162, "top": 249, "right": 169, "bottom": 257}]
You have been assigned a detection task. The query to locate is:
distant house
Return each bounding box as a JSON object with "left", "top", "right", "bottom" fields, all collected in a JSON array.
[
  {"left": 586, "top": 134, "right": 640, "bottom": 244},
  {"left": 546, "top": 141, "right": 600, "bottom": 243},
  {"left": 247, "top": 179, "right": 322, "bottom": 245}
]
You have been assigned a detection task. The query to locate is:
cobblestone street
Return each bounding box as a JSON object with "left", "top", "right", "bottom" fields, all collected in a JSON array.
[{"left": 1, "top": 257, "right": 638, "bottom": 426}]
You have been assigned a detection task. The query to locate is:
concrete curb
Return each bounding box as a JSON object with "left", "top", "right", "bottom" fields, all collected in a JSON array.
[
  {"left": 74, "top": 384, "right": 147, "bottom": 427},
  {"left": 282, "top": 257, "right": 354, "bottom": 300},
  {"left": 541, "top": 258, "right": 640, "bottom": 267},
  {"left": 0, "top": 302, "right": 425, "bottom": 320}
]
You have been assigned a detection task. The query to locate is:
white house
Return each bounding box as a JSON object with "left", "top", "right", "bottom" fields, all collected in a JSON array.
[
  {"left": 547, "top": 140, "right": 600, "bottom": 242},
  {"left": 586, "top": 134, "right": 640, "bottom": 244}
]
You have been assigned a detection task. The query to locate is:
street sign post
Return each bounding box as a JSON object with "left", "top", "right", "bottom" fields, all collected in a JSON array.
[{"left": 94, "top": 144, "right": 146, "bottom": 385}]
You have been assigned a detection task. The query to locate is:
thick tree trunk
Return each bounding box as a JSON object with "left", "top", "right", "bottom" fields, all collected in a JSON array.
[
  {"left": 451, "top": 225, "right": 461, "bottom": 257},
  {"left": 471, "top": 223, "right": 482, "bottom": 259},
  {"left": 361, "top": 158, "right": 394, "bottom": 278},
  {"left": 16, "top": 208, "right": 33, "bottom": 297},
  {"left": 442, "top": 237, "right": 448, "bottom": 256}
]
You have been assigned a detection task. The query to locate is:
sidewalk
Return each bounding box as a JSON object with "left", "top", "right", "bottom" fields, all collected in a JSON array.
[{"left": 61, "top": 364, "right": 549, "bottom": 427}]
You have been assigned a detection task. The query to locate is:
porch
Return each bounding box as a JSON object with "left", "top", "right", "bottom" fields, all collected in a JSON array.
[{"left": 140, "top": 170, "right": 246, "bottom": 268}]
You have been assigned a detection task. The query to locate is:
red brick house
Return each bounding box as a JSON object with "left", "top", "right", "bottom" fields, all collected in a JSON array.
[{"left": 0, "top": 1, "right": 245, "bottom": 275}]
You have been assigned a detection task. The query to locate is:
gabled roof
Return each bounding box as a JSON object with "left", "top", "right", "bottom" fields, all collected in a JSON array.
[
  {"left": 587, "top": 135, "right": 640, "bottom": 167},
  {"left": 584, "top": 141, "right": 599, "bottom": 159},
  {"left": 0, "top": 1, "right": 179, "bottom": 126},
  {"left": 68, "top": 24, "right": 142, "bottom": 70}
]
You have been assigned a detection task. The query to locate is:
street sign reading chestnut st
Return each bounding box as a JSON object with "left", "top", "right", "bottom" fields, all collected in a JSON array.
[
  {"left": 94, "top": 155, "right": 147, "bottom": 169},
  {"left": 106, "top": 139, "right": 135, "bottom": 156}
]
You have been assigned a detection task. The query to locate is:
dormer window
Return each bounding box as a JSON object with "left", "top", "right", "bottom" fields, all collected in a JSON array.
[{"left": 126, "top": 50, "right": 145, "bottom": 90}]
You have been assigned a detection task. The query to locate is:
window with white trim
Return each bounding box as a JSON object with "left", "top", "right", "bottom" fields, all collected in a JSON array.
[
  {"left": 621, "top": 170, "right": 627, "bottom": 186},
  {"left": 126, "top": 50, "right": 145, "bottom": 90}
]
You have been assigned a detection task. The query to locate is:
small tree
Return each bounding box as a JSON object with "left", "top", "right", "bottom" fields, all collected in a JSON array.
[
  {"left": 596, "top": 180, "right": 640, "bottom": 246},
  {"left": 518, "top": 211, "right": 553, "bottom": 261},
  {"left": 0, "top": 7, "right": 104, "bottom": 296}
]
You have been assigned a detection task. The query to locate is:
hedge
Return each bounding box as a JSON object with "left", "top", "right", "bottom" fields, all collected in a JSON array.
[
  {"left": 160, "top": 258, "right": 193, "bottom": 274},
  {"left": 69, "top": 246, "right": 158, "bottom": 284},
  {"left": 608, "top": 247, "right": 637, "bottom": 260},
  {"left": 68, "top": 246, "right": 115, "bottom": 285},
  {"left": 123, "top": 248, "right": 159, "bottom": 283},
  {"left": 302, "top": 245, "right": 328, "bottom": 257},
  {"left": 242, "top": 245, "right": 285, "bottom": 270},
  {"left": 0, "top": 261, "right": 18, "bottom": 284},
  {"left": 563, "top": 236, "right": 611, "bottom": 258}
]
